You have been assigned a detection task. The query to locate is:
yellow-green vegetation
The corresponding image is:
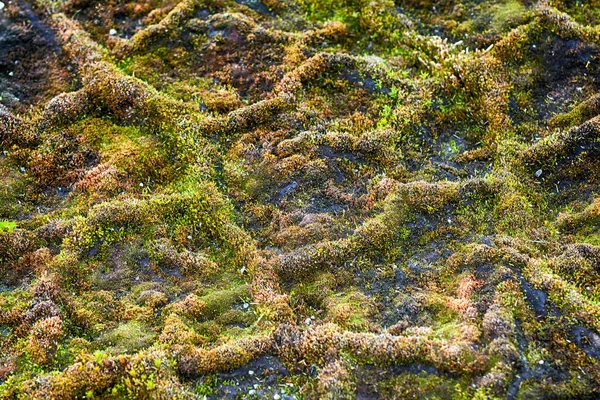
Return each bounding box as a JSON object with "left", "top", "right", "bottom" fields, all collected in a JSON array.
[
  {"left": 0, "top": 222, "right": 15, "bottom": 233},
  {"left": 1, "top": 0, "right": 600, "bottom": 398}
]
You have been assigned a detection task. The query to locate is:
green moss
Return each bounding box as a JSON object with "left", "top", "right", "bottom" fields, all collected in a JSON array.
[
  {"left": 297, "top": 0, "right": 399, "bottom": 41},
  {"left": 96, "top": 321, "right": 156, "bottom": 354},
  {"left": 491, "top": 0, "right": 529, "bottom": 32},
  {"left": 326, "top": 290, "right": 374, "bottom": 331},
  {"left": 198, "top": 285, "right": 249, "bottom": 319},
  {"left": 0, "top": 220, "right": 15, "bottom": 233}
]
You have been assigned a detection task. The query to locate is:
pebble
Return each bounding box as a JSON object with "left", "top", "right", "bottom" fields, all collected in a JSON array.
[
  {"left": 248, "top": 370, "right": 254, "bottom": 375},
  {"left": 109, "top": 29, "right": 117, "bottom": 36},
  {"left": 274, "top": 395, "right": 281, "bottom": 400},
  {"left": 535, "top": 169, "right": 543, "bottom": 178},
  {"left": 304, "top": 317, "right": 311, "bottom": 325},
  {"left": 243, "top": 303, "right": 249, "bottom": 309}
]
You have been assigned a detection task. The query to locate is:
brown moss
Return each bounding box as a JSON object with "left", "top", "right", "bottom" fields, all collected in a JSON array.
[
  {"left": 313, "top": 359, "right": 356, "bottom": 399},
  {"left": 519, "top": 115, "right": 600, "bottom": 171},
  {"left": 0, "top": 108, "right": 36, "bottom": 149},
  {"left": 24, "top": 316, "right": 64, "bottom": 365},
  {"left": 178, "top": 335, "right": 273, "bottom": 377},
  {"left": 557, "top": 197, "right": 600, "bottom": 232},
  {"left": 150, "top": 238, "right": 220, "bottom": 279},
  {"left": 159, "top": 313, "right": 204, "bottom": 346}
]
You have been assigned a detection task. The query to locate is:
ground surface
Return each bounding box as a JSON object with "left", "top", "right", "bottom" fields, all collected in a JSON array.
[{"left": 2, "top": 0, "right": 600, "bottom": 398}]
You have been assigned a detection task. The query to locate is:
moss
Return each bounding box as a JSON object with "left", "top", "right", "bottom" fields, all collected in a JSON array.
[
  {"left": 3, "top": 0, "right": 600, "bottom": 397},
  {"left": 0, "top": 220, "right": 15, "bottom": 233},
  {"left": 296, "top": 0, "right": 401, "bottom": 46},
  {"left": 375, "top": 372, "right": 472, "bottom": 400},
  {"left": 178, "top": 335, "right": 273, "bottom": 378},
  {"left": 96, "top": 321, "right": 157, "bottom": 355},
  {"left": 325, "top": 290, "right": 375, "bottom": 332},
  {"left": 171, "top": 285, "right": 249, "bottom": 321},
  {"left": 149, "top": 238, "right": 220, "bottom": 279},
  {"left": 557, "top": 197, "right": 600, "bottom": 233},
  {"left": 23, "top": 316, "right": 65, "bottom": 365}
]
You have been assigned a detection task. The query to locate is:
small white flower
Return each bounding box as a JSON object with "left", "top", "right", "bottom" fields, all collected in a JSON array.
[
  {"left": 109, "top": 29, "right": 117, "bottom": 36},
  {"left": 0, "top": 2, "right": 5, "bottom": 11},
  {"left": 248, "top": 370, "right": 254, "bottom": 375},
  {"left": 305, "top": 317, "right": 311, "bottom": 325}
]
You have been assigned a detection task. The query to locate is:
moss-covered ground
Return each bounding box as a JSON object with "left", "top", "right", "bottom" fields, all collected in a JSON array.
[{"left": 2, "top": 0, "right": 600, "bottom": 398}]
